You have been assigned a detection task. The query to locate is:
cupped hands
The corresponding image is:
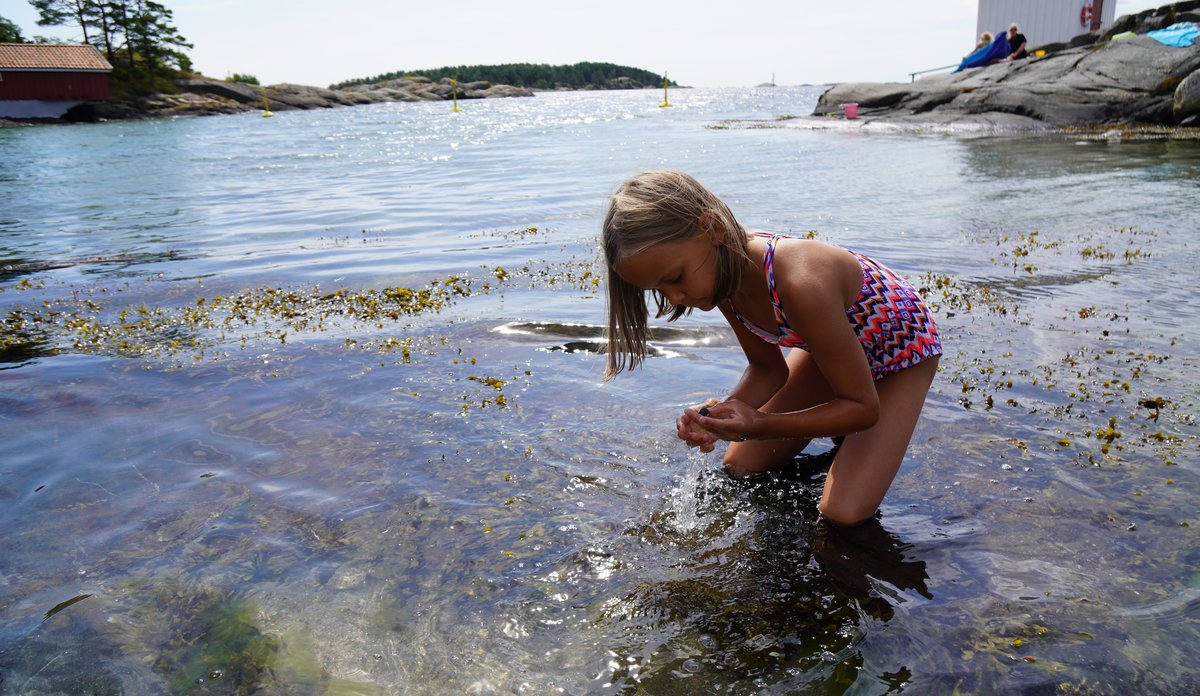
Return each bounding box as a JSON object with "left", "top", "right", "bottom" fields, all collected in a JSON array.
[{"left": 677, "top": 398, "right": 762, "bottom": 449}]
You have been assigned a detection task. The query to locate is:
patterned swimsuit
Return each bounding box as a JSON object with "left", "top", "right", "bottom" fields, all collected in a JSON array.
[{"left": 730, "top": 233, "right": 942, "bottom": 379}]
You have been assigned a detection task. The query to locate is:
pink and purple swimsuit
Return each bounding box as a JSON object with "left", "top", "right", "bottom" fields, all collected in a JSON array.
[{"left": 730, "top": 233, "right": 942, "bottom": 379}]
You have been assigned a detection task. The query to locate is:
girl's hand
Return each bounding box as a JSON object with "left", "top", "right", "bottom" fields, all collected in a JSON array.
[
  {"left": 677, "top": 399, "right": 719, "bottom": 452},
  {"left": 695, "top": 399, "right": 762, "bottom": 443}
]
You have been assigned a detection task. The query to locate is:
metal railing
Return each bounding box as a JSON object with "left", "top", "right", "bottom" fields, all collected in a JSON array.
[{"left": 908, "top": 64, "right": 958, "bottom": 82}]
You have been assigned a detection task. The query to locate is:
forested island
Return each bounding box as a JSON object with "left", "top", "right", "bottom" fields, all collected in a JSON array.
[
  {"left": 102, "top": 61, "right": 673, "bottom": 121},
  {"left": 333, "top": 62, "right": 675, "bottom": 91},
  {"left": 2, "top": 1, "right": 674, "bottom": 121}
]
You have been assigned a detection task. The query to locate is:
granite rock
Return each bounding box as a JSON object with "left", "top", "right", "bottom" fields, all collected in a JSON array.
[
  {"left": 815, "top": 2, "right": 1200, "bottom": 128},
  {"left": 1174, "top": 68, "right": 1200, "bottom": 123},
  {"left": 65, "top": 74, "right": 534, "bottom": 121}
]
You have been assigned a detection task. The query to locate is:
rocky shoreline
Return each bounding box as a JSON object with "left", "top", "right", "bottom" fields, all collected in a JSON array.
[
  {"left": 811, "top": 3, "right": 1200, "bottom": 130},
  {"left": 55, "top": 75, "right": 535, "bottom": 122}
]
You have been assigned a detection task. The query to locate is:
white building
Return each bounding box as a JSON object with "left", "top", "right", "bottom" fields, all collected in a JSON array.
[{"left": 977, "top": 0, "right": 1118, "bottom": 47}]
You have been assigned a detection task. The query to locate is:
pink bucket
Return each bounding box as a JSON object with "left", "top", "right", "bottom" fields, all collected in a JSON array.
[{"left": 843, "top": 102, "right": 858, "bottom": 119}]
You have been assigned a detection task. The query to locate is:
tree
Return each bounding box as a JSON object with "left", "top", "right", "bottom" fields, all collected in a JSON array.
[
  {"left": 331, "top": 62, "right": 674, "bottom": 91},
  {"left": 29, "top": 0, "right": 94, "bottom": 44},
  {"left": 28, "top": 0, "right": 191, "bottom": 73},
  {"left": 0, "top": 15, "right": 26, "bottom": 42},
  {"left": 122, "top": 0, "right": 191, "bottom": 71}
]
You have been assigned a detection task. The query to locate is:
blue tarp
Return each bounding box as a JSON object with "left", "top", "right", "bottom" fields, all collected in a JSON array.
[
  {"left": 1147, "top": 22, "right": 1199, "bottom": 47},
  {"left": 956, "top": 33, "right": 1010, "bottom": 72}
]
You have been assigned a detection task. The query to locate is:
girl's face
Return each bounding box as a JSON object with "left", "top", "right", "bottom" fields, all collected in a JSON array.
[{"left": 614, "top": 235, "right": 721, "bottom": 311}]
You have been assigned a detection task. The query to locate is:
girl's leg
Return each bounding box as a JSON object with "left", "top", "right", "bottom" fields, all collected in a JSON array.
[
  {"left": 818, "top": 356, "right": 939, "bottom": 526},
  {"left": 722, "top": 348, "right": 835, "bottom": 476}
]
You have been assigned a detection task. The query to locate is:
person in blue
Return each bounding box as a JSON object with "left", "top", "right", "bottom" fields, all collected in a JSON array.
[{"left": 956, "top": 31, "right": 1009, "bottom": 71}]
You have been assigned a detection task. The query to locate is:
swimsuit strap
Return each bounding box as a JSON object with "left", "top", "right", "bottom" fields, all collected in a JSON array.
[{"left": 730, "top": 233, "right": 805, "bottom": 346}]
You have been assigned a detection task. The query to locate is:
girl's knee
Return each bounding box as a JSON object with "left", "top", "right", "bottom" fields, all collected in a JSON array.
[
  {"left": 721, "top": 452, "right": 759, "bottom": 478},
  {"left": 818, "top": 499, "right": 878, "bottom": 527},
  {"left": 721, "top": 440, "right": 808, "bottom": 478}
]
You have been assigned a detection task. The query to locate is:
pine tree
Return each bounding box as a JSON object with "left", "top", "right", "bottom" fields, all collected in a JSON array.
[
  {"left": 0, "top": 15, "right": 26, "bottom": 43},
  {"left": 28, "top": 0, "right": 191, "bottom": 73}
]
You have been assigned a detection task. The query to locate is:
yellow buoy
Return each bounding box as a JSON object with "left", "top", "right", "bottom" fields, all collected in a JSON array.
[
  {"left": 261, "top": 86, "right": 273, "bottom": 117},
  {"left": 659, "top": 73, "right": 672, "bottom": 108},
  {"left": 450, "top": 78, "right": 462, "bottom": 112}
]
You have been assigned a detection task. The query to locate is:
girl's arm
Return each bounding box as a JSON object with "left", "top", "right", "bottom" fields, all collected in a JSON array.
[
  {"left": 676, "top": 302, "right": 788, "bottom": 451},
  {"left": 699, "top": 243, "right": 879, "bottom": 441},
  {"left": 752, "top": 298, "right": 879, "bottom": 439},
  {"left": 718, "top": 302, "right": 790, "bottom": 408}
]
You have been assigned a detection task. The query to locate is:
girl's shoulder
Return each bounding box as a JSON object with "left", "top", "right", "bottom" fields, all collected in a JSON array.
[
  {"left": 768, "top": 236, "right": 863, "bottom": 298},
  {"left": 745, "top": 231, "right": 857, "bottom": 279},
  {"left": 767, "top": 234, "right": 850, "bottom": 262}
]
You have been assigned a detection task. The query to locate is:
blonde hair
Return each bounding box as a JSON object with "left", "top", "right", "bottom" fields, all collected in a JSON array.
[
  {"left": 980, "top": 32, "right": 993, "bottom": 43},
  {"left": 601, "top": 169, "right": 749, "bottom": 380}
]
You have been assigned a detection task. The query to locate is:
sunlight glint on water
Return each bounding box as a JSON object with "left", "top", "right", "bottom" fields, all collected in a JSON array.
[{"left": 669, "top": 447, "right": 711, "bottom": 532}]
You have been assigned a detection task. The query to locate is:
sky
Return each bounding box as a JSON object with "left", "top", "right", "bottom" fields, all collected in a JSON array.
[{"left": 4, "top": 0, "right": 1171, "bottom": 88}]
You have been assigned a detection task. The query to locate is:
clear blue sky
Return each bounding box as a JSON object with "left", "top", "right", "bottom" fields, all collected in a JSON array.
[{"left": 4, "top": 1, "right": 1169, "bottom": 87}]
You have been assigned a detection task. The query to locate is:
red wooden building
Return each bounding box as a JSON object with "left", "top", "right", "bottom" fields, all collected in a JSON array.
[{"left": 0, "top": 43, "right": 113, "bottom": 118}]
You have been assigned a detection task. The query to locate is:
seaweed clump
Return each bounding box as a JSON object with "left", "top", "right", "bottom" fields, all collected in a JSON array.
[
  {"left": 140, "top": 586, "right": 280, "bottom": 695},
  {"left": 0, "top": 274, "right": 487, "bottom": 363}
]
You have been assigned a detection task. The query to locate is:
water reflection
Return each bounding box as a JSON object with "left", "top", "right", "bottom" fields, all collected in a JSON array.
[
  {"left": 0, "top": 328, "right": 55, "bottom": 367},
  {"left": 605, "top": 451, "right": 933, "bottom": 692},
  {"left": 812, "top": 522, "right": 933, "bottom": 622},
  {"left": 961, "top": 135, "right": 1200, "bottom": 181},
  {"left": 0, "top": 250, "right": 192, "bottom": 282},
  {"left": 0, "top": 256, "right": 71, "bottom": 282},
  {"left": 496, "top": 320, "right": 735, "bottom": 358}
]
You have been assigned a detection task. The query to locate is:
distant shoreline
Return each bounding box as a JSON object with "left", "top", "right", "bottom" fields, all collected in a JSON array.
[
  {"left": 1, "top": 74, "right": 694, "bottom": 125},
  {"left": 14, "top": 75, "right": 538, "bottom": 124}
]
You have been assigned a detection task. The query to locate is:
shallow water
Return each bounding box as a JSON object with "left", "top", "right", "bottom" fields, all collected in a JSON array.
[{"left": 1, "top": 88, "right": 1197, "bottom": 694}]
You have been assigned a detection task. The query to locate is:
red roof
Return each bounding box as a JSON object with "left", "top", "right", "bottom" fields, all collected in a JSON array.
[{"left": 0, "top": 43, "right": 113, "bottom": 71}]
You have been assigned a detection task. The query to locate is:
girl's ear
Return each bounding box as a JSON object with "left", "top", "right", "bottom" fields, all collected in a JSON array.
[{"left": 698, "top": 210, "right": 725, "bottom": 245}]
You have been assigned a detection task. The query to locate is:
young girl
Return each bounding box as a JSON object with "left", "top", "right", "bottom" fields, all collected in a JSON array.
[{"left": 602, "top": 169, "right": 942, "bottom": 526}]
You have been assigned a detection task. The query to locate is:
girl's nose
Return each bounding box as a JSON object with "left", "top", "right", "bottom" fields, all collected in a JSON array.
[{"left": 665, "top": 288, "right": 685, "bottom": 306}]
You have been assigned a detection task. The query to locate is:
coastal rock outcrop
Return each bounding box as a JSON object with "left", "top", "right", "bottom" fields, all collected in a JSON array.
[
  {"left": 1176, "top": 68, "right": 1200, "bottom": 120},
  {"left": 815, "top": 2, "right": 1200, "bottom": 128},
  {"left": 65, "top": 75, "right": 535, "bottom": 121},
  {"left": 339, "top": 76, "right": 531, "bottom": 101}
]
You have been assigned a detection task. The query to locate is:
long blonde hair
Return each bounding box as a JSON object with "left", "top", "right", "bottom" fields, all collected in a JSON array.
[{"left": 601, "top": 169, "right": 749, "bottom": 380}]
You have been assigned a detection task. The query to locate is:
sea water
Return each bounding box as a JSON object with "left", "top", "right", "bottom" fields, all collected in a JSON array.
[
  {"left": 668, "top": 448, "right": 710, "bottom": 533},
  {"left": 1, "top": 87, "right": 1198, "bottom": 693}
]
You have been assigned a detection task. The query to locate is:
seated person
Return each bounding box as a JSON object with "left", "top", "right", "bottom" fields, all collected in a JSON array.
[
  {"left": 956, "top": 30, "right": 1009, "bottom": 71},
  {"left": 1006, "top": 23, "right": 1028, "bottom": 60},
  {"left": 976, "top": 32, "right": 993, "bottom": 49}
]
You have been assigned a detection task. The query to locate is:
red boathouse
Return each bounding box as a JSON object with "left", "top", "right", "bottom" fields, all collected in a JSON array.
[{"left": 0, "top": 43, "right": 113, "bottom": 119}]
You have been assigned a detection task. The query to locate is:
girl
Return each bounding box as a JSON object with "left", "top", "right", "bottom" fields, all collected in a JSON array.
[{"left": 602, "top": 170, "right": 942, "bottom": 526}]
